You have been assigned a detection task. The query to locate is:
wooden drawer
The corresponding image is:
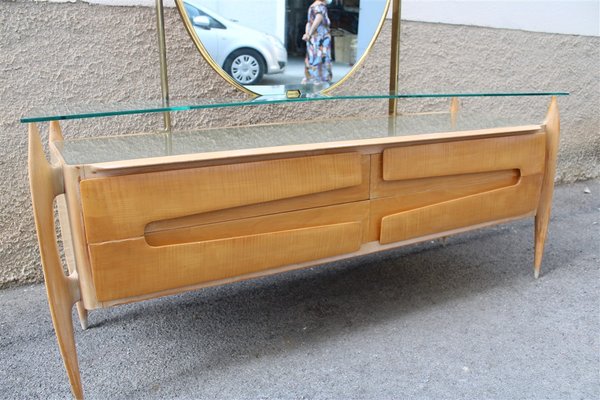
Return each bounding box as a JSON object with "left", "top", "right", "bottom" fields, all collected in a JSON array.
[
  {"left": 368, "top": 133, "right": 546, "bottom": 244},
  {"left": 80, "top": 152, "right": 368, "bottom": 244},
  {"left": 370, "top": 133, "right": 546, "bottom": 202},
  {"left": 366, "top": 169, "right": 523, "bottom": 242},
  {"left": 376, "top": 175, "right": 543, "bottom": 244},
  {"left": 382, "top": 133, "right": 545, "bottom": 181},
  {"left": 89, "top": 201, "right": 369, "bottom": 301}
]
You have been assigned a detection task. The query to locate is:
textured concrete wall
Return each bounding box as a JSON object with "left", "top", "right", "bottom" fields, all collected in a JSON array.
[{"left": 1, "top": 1, "right": 598, "bottom": 287}]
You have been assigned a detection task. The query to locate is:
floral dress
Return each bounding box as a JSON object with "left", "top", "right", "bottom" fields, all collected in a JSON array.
[{"left": 304, "top": 3, "right": 332, "bottom": 84}]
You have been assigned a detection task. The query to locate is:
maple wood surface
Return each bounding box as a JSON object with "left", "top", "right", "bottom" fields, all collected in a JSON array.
[
  {"left": 379, "top": 174, "right": 543, "bottom": 244},
  {"left": 29, "top": 124, "right": 83, "bottom": 399},
  {"left": 368, "top": 169, "right": 522, "bottom": 241},
  {"left": 49, "top": 121, "right": 91, "bottom": 324},
  {"left": 382, "top": 132, "right": 545, "bottom": 181},
  {"left": 535, "top": 97, "right": 561, "bottom": 277},
  {"left": 81, "top": 153, "right": 363, "bottom": 244},
  {"left": 90, "top": 222, "right": 363, "bottom": 301},
  {"left": 146, "top": 201, "right": 370, "bottom": 246},
  {"left": 145, "top": 155, "right": 371, "bottom": 236},
  {"left": 28, "top": 104, "right": 560, "bottom": 400}
]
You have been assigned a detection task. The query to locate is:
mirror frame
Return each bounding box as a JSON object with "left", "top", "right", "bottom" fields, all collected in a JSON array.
[{"left": 175, "top": 0, "right": 392, "bottom": 97}]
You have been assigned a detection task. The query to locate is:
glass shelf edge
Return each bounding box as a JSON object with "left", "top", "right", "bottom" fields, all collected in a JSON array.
[{"left": 20, "top": 92, "right": 569, "bottom": 124}]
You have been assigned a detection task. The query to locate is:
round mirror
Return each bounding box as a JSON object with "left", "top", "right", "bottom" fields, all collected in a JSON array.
[{"left": 175, "top": 0, "right": 391, "bottom": 96}]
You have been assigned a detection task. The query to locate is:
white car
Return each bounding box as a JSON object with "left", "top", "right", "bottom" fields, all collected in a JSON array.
[{"left": 183, "top": 0, "right": 287, "bottom": 85}]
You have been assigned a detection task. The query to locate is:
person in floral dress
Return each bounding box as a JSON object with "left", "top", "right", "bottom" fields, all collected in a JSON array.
[{"left": 302, "top": 0, "right": 333, "bottom": 85}]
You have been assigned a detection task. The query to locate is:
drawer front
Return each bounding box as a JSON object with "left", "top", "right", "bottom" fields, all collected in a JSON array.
[
  {"left": 81, "top": 153, "right": 366, "bottom": 244},
  {"left": 377, "top": 175, "right": 542, "bottom": 244},
  {"left": 369, "top": 133, "right": 546, "bottom": 244},
  {"left": 366, "top": 169, "right": 521, "bottom": 242},
  {"left": 89, "top": 202, "right": 368, "bottom": 301},
  {"left": 374, "top": 133, "right": 545, "bottom": 197},
  {"left": 145, "top": 200, "right": 370, "bottom": 246}
]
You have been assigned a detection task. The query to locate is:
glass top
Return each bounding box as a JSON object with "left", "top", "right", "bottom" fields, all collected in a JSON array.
[
  {"left": 56, "top": 111, "right": 546, "bottom": 166},
  {"left": 21, "top": 92, "right": 567, "bottom": 123}
]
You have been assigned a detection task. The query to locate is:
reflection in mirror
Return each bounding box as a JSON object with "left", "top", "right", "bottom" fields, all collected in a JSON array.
[{"left": 176, "top": 0, "right": 390, "bottom": 96}]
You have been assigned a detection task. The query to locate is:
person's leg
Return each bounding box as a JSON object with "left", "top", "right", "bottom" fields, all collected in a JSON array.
[
  {"left": 305, "top": 39, "right": 320, "bottom": 82},
  {"left": 321, "top": 36, "right": 333, "bottom": 83}
]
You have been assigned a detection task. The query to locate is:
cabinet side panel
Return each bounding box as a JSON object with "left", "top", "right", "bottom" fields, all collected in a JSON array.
[{"left": 61, "top": 164, "right": 100, "bottom": 309}]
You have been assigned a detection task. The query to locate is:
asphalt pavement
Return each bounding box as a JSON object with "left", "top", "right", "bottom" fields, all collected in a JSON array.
[{"left": 1, "top": 179, "right": 598, "bottom": 400}]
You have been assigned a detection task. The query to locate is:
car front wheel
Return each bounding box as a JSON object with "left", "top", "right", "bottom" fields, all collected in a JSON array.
[{"left": 224, "top": 49, "right": 265, "bottom": 85}]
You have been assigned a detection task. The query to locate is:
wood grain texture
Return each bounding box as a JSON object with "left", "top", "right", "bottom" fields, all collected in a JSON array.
[
  {"left": 28, "top": 124, "right": 83, "bottom": 399},
  {"left": 48, "top": 126, "right": 100, "bottom": 311},
  {"left": 146, "top": 155, "right": 370, "bottom": 236},
  {"left": 100, "top": 212, "right": 535, "bottom": 309},
  {"left": 368, "top": 169, "right": 521, "bottom": 241},
  {"left": 81, "top": 153, "right": 363, "bottom": 243},
  {"left": 62, "top": 164, "right": 101, "bottom": 310},
  {"left": 50, "top": 121, "right": 89, "bottom": 328},
  {"left": 146, "top": 201, "right": 370, "bottom": 246},
  {"left": 382, "top": 133, "right": 545, "bottom": 181},
  {"left": 55, "top": 195, "right": 88, "bottom": 329},
  {"left": 534, "top": 98, "right": 560, "bottom": 277},
  {"left": 379, "top": 174, "right": 543, "bottom": 244},
  {"left": 90, "top": 222, "right": 363, "bottom": 301},
  {"left": 371, "top": 152, "right": 521, "bottom": 200}
]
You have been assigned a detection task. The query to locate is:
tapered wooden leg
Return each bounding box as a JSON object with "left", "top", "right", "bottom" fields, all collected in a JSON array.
[
  {"left": 534, "top": 97, "right": 560, "bottom": 278},
  {"left": 29, "top": 124, "right": 84, "bottom": 399},
  {"left": 50, "top": 121, "right": 90, "bottom": 332},
  {"left": 76, "top": 302, "right": 89, "bottom": 330},
  {"left": 56, "top": 195, "right": 89, "bottom": 330}
]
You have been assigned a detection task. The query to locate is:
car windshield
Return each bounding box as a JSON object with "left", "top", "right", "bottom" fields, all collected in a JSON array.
[{"left": 184, "top": 3, "right": 225, "bottom": 29}]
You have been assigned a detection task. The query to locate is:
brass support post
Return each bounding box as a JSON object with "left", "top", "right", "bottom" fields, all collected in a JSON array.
[
  {"left": 156, "top": 0, "right": 171, "bottom": 131},
  {"left": 388, "top": 0, "right": 401, "bottom": 116}
]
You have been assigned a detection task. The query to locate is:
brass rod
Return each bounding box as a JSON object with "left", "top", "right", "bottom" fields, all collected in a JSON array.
[
  {"left": 450, "top": 97, "right": 460, "bottom": 128},
  {"left": 388, "top": 0, "right": 401, "bottom": 116},
  {"left": 156, "top": 0, "right": 171, "bottom": 131}
]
